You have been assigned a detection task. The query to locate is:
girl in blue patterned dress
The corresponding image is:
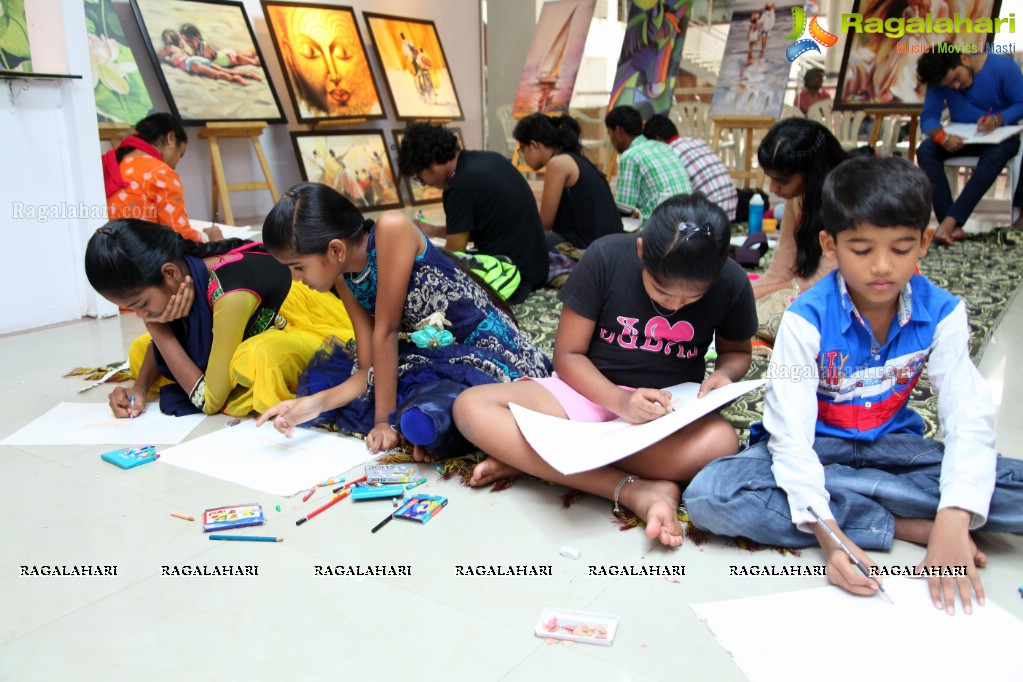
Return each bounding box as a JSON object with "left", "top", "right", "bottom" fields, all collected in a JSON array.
[{"left": 256, "top": 183, "right": 552, "bottom": 461}]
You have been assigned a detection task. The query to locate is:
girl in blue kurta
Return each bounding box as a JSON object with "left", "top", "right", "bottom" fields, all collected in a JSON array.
[{"left": 257, "top": 182, "right": 551, "bottom": 460}]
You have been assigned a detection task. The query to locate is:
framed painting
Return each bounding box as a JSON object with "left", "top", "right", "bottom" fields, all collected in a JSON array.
[
  {"left": 512, "top": 0, "right": 596, "bottom": 117},
  {"left": 607, "top": 0, "right": 691, "bottom": 118},
  {"left": 0, "top": 0, "right": 32, "bottom": 72},
  {"left": 86, "top": 0, "right": 154, "bottom": 123},
  {"left": 835, "top": 0, "right": 1002, "bottom": 109},
  {"left": 362, "top": 12, "right": 463, "bottom": 121},
  {"left": 129, "top": 0, "right": 285, "bottom": 125},
  {"left": 291, "top": 130, "right": 403, "bottom": 211},
  {"left": 709, "top": 0, "right": 801, "bottom": 119},
  {"left": 262, "top": 1, "right": 384, "bottom": 123},
  {"left": 392, "top": 127, "right": 463, "bottom": 206}
]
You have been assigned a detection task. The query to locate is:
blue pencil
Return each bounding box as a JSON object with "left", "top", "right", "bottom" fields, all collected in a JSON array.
[{"left": 209, "top": 535, "right": 283, "bottom": 543}]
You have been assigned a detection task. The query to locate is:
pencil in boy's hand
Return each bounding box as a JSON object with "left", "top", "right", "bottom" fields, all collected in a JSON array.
[{"left": 807, "top": 506, "right": 894, "bottom": 604}]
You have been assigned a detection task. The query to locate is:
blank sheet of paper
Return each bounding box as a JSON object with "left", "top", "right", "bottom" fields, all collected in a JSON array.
[
  {"left": 1, "top": 402, "right": 205, "bottom": 445},
  {"left": 510, "top": 379, "right": 765, "bottom": 474},
  {"left": 157, "top": 419, "right": 374, "bottom": 496},
  {"left": 692, "top": 578, "right": 1023, "bottom": 682}
]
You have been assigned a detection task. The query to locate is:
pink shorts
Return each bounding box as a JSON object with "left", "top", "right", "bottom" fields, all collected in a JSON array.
[{"left": 523, "top": 373, "right": 632, "bottom": 423}]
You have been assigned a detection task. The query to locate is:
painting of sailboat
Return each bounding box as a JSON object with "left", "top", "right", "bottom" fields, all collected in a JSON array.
[{"left": 512, "top": 0, "right": 596, "bottom": 117}]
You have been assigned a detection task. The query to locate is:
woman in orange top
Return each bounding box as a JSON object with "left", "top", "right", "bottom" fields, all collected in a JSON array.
[{"left": 103, "top": 113, "right": 221, "bottom": 242}]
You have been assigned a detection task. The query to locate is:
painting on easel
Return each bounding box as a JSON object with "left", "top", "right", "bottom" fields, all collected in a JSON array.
[
  {"left": 262, "top": 2, "right": 385, "bottom": 123},
  {"left": 835, "top": 0, "right": 1001, "bottom": 109},
  {"left": 512, "top": 0, "right": 596, "bottom": 117},
  {"left": 292, "top": 130, "right": 403, "bottom": 211},
  {"left": 130, "top": 0, "right": 285, "bottom": 124},
  {"left": 607, "top": 0, "right": 691, "bottom": 118}
]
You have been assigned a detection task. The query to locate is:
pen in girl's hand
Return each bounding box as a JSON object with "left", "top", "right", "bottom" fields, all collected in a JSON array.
[{"left": 129, "top": 394, "right": 136, "bottom": 419}]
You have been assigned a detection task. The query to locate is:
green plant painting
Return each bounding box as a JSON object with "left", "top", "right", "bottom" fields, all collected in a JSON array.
[
  {"left": 0, "top": 0, "right": 32, "bottom": 72},
  {"left": 85, "top": 0, "right": 153, "bottom": 123}
]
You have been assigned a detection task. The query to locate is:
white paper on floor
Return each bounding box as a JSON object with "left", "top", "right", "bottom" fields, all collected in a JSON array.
[
  {"left": 510, "top": 379, "right": 765, "bottom": 474},
  {"left": 1, "top": 402, "right": 205, "bottom": 445},
  {"left": 691, "top": 577, "right": 1023, "bottom": 682},
  {"left": 157, "top": 419, "right": 374, "bottom": 496}
]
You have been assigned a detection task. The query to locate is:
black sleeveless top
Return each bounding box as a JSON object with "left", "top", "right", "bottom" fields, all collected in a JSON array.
[{"left": 553, "top": 152, "right": 624, "bottom": 249}]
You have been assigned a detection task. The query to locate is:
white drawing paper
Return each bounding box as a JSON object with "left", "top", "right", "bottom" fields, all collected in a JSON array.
[
  {"left": 1, "top": 402, "right": 204, "bottom": 446},
  {"left": 510, "top": 379, "right": 765, "bottom": 474},
  {"left": 942, "top": 122, "right": 1023, "bottom": 145},
  {"left": 157, "top": 419, "right": 374, "bottom": 496},
  {"left": 692, "top": 577, "right": 1023, "bottom": 681}
]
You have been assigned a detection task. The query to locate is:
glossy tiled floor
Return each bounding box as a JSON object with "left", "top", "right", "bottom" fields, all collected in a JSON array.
[{"left": 2, "top": 224, "right": 1022, "bottom": 682}]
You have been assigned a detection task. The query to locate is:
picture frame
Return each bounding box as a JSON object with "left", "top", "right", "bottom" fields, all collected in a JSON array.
[
  {"left": 391, "top": 127, "right": 463, "bottom": 206},
  {"left": 261, "top": 1, "right": 385, "bottom": 124},
  {"left": 86, "top": 0, "right": 155, "bottom": 123},
  {"left": 362, "top": 12, "right": 464, "bottom": 122},
  {"left": 129, "top": 0, "right": 285, "bottom": 125},
  {"left": 834, "top": 0, "right": 1002, "bottom": 110},
  {"left": 291, "top": 130, "right": 404, "bottom": 211}
]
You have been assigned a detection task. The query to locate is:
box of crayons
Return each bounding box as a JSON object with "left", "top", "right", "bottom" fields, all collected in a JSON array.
[
  {"left": 202, "top": 503, "right": 265, "bottom": 532},
  {"left": 366, "top": 463, "right": 419, "bottom": 484},
  {"left": 393, "top": 494, "right": 447, "bottom": 524}
]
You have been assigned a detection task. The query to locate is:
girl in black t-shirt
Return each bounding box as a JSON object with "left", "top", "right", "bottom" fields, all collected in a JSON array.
[
  {"left": 453, "top": 194, "right": 756, "bottom": 547},
  {"left": 513, "top": 113, "right": 623, "bottom": 249}
]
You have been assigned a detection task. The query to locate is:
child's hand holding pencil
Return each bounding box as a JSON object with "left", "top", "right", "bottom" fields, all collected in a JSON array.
[{"left": 619, "top": 387, "right": 674, "bottom": 424}]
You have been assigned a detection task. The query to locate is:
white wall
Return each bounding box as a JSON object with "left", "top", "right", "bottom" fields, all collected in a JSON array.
[
  {"left": 0, "top": 0, "right": 115, "bottom": 335},
  {"left": 111, "top": 0, "right": 484, "bottom": 223}
]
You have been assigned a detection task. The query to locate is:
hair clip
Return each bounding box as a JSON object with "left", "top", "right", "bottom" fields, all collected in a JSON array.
[{"left": 677, "top": 221, "right": 712, "bottom": 240}]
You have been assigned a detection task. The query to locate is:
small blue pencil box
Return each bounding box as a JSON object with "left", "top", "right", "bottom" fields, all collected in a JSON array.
[
  {"left": 350, "top": 484, "right": 406, "bottom": 501},
  {"left": 101, "top": 446, "right": 158, "bottom": 469}
]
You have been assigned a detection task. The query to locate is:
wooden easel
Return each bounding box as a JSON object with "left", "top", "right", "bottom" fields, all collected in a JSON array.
[
  {"left": 711, "top": 115, "right": 776, "bottom": 189},
  {"left": 867, "top": 106, "right": 921, "bottom": 161},
  {"left": 198, "top": 122, "right": 279, "bottom": 226},
  {"left": 98, "top": 122, "right": 132, "bottom": 149}
]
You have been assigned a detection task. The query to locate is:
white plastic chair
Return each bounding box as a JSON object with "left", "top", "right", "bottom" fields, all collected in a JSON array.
[
  {"left": 943, "top": 139, "right": 1023, "bottom": 224},
  {"left": 668, "top": 101, "right": 713, "bottom": 140},
  {"left": 806, "top": 99, "right": 866, "bottom": 151}
]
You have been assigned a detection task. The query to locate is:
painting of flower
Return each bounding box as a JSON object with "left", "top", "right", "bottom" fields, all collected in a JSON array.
[
  {"left": 84, "top": 0, "right": 154, "bottom": 123},
  {"left": 0, "top": 0, "right": 32, "bottom": 72}
]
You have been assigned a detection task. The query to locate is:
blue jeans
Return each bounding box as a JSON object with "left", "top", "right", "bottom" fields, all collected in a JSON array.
[
  {"left": 683, "top": 434, "right": 1023, "bottom": 549},
  {"left": 916, "top": 135, "right": 1022, "bottom": 226}
]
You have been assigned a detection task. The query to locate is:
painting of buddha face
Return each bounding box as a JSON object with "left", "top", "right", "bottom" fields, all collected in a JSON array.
[{"left": 263, "top": 2, "right": 384, "bottom": 122}]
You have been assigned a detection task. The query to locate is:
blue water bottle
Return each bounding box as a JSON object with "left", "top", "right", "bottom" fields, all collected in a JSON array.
[{"left": 748, "top": 192, "right": 764, "bottom": 235}]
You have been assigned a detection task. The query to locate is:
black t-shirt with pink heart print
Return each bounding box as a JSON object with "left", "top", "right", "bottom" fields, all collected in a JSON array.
[{"left": 558, "top": 233, "right": 757, "bottom": 389}]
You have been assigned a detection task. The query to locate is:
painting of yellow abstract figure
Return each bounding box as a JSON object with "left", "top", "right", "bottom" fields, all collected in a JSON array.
[{"left": 262, "top": 2, "right": 384, "bottom": 123}]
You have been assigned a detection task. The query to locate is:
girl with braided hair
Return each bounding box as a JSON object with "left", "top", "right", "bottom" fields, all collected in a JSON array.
[
  {"left": 85, "top": 219, "right": 353, "bottom": 418},
  {"left": 753, "top": 118, "right": 848, "bottom": 341}
]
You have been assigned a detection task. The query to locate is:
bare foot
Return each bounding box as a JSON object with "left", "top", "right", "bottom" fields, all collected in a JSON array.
[
  {"left": 949, "top": 227, "right": 966, "bottom": 242},
  {"left": 468, "top": 457, "right": 523, "bottom": 487},
  {"left": 618, "top": 479, "right": 683, "bottom": 547}
]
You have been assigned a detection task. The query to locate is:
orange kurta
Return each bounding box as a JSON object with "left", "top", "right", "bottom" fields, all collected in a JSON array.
[{"left": 107, "top": 155, "right": 203, "bottom": 241}]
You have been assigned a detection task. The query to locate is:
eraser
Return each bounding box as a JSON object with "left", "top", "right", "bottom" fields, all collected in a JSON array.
[{"left": 559, "top": 546, "right": 582, "bottom": 560}]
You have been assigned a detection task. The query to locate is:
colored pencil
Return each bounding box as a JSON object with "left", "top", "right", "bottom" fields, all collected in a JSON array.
[
  {"left": 209, "top": 535, "right": 283, "bottom": 542},
  {"left": 170, "top": 511, "right": 195, "bottom": 521},
  {"left": 296, "top": 488, "right": 352, "bottom": 526}
]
